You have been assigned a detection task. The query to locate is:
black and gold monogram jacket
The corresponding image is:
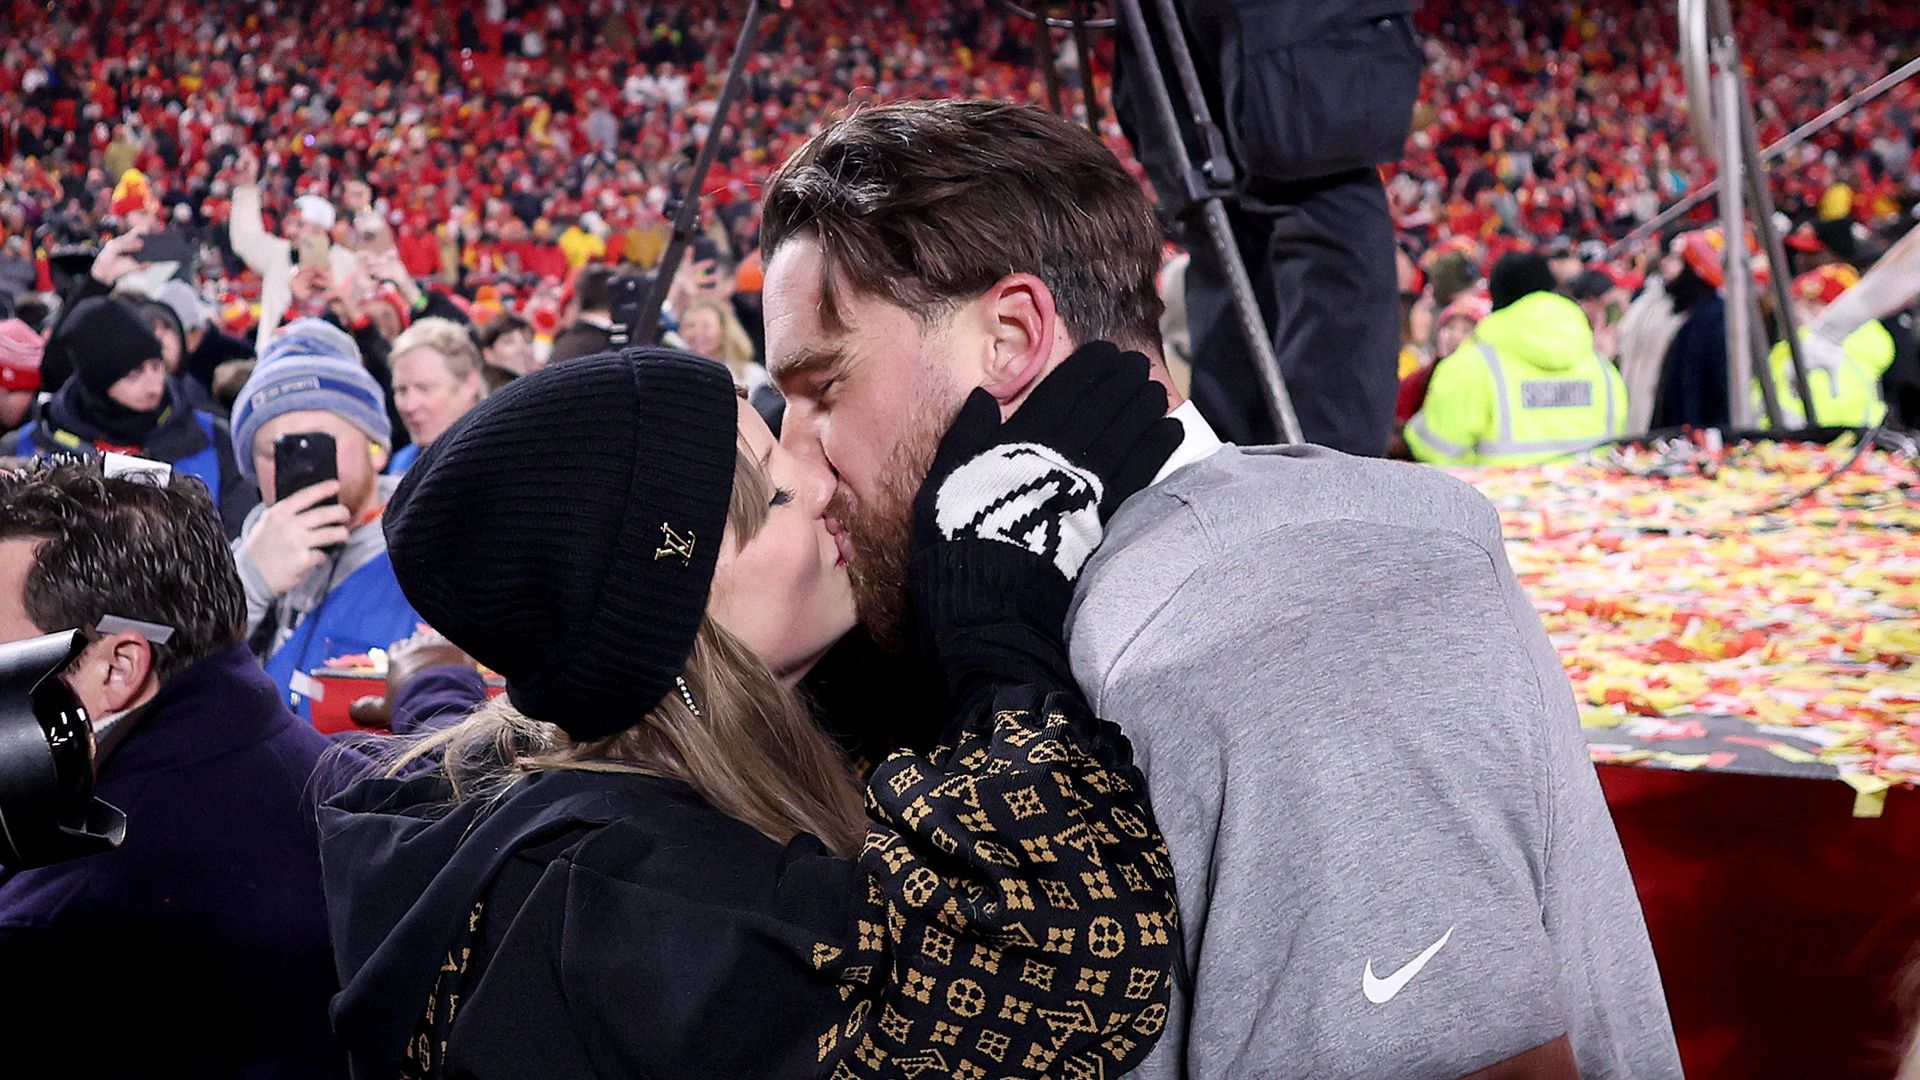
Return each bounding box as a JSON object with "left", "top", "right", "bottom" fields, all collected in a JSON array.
[{"left": 320, "top": 682, "right": 1180, "bottom": 1079}]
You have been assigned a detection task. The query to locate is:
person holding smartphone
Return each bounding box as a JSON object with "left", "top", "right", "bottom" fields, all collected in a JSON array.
[{"left": 229, "top": 318, "right": 419, "bottom": 718}]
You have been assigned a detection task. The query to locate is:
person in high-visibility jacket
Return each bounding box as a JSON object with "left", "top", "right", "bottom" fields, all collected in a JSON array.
[
  {"left": 1758, "top": 265, "right": 1891, "bottom": 428},
  {"left": 1406, "top": 253, "right": 1628, "bottom": 466}
]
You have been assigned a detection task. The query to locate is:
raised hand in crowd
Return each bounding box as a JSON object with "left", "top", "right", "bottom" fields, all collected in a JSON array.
[
  {"left": 89, "top": 226, "right": 156, "bottom": 288},
  {"left": 288, "top": 263, "right": 333, "bottom": 312},
  {"left": 238, "top": 479, "right": 351, "bottom": 597},
  {"left": 362, "top": 248, "right": 420, "bottom": 307},
  {"left": 233, "top": 148, "right": 261, "bottom": 188}
]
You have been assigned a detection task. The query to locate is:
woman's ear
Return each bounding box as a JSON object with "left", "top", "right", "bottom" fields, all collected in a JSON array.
[{"left": 975, "top": 273, "right": 1059, "bottom": 406}]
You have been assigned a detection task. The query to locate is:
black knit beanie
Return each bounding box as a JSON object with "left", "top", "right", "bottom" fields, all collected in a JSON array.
[
  {"left": 57, "top": 296, "right": 163, "bottom": 399},
  {"left": 384, "top": 348, "right": 739, "bottom": 741}
]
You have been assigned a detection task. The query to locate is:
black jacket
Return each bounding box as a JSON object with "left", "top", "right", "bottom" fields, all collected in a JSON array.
[
  {"left": 1115, "top": 0, "right": 1423, "bottom": 204},
  {"left": 0, "top": 645, "right": 354, "bottom": 1079},
  {"left": 183, "top": 323, "right": 257, "bottom": 394},
  {"left": 546, "top": 318, "right": 615, "bottom": 365},
  {"left": 320, "top": 680, "right": 1179, "bottom": 1079}
]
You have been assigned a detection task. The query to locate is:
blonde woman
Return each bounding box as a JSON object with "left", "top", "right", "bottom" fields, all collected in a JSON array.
[
  {"left": 321, "top": 347, "right": 1182, "bottom": 1079},
  {"left": 675, "top": 295, "right": 767, "bottom": 393},
  {"left": 386, "top": 316, "right": 486, "bottom": 474}
]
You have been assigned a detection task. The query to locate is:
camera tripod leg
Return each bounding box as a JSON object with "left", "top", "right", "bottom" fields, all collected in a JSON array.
[
  {"left": 1112, "top": 0, "right": 1304, "bottom": 444},
  {"left": 633, "top": 0, "right": 768, "bottom": 346}
]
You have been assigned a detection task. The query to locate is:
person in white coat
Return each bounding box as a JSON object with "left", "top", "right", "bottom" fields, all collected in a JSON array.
[{"left": 227, "top": 150, "right": 357, "bottom": 349}]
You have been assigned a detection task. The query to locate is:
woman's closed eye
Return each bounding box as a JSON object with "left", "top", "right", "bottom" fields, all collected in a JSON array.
[{"left": 771, "top": 487, "right": 795, "bottom": 508}]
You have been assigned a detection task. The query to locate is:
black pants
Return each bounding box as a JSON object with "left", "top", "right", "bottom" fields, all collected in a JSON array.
[{"left": 1179, "top": 169, "right": 1400, "bottom": 453}]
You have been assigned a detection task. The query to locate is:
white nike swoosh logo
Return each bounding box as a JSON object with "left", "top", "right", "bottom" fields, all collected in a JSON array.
[{"left": 1362, "top": 926, "right": 1454, "bottom": 1005}]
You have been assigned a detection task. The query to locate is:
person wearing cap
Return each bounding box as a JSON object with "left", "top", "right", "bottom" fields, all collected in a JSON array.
[
  {"left": 5, "top": 294, "right": 256, "bottom": 536},
  {"left": 230, "top": 318, "right": 418, "bottom": 719},
  {"left": 1406, "top": 253, "right": 1628, "bottom": 466},
  {"left": 1390, "top": 291, "right": 1490, "bottom": 451},
  {"left": 1758, "top": 264, "right": 1893, "bottom": 428},
  {"left": 154, "top": 277, "right": 256, "bottom": 400},
  {"left": 319, "top": 346, "right": 1181, "bottom": 1077},
  {"left": 126, "top": 294, "right": 218, "bottom": 414},
  {"left": 0, "top": 460, "right": 351, "bottom": 1078},
  {"left": 228, "top": 151, "right": 356, "bottom": 350},
  {"left": 1647, "top": 227, "right": 1744, "bottom": 430},
  {"left": 0, "top": 318, "right": 43, "bottom": 437}
]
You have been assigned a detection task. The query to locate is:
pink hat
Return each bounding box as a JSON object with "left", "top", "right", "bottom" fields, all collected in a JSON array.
[{"left": 0, "top": 319, "right": 44, "bottom": 393}]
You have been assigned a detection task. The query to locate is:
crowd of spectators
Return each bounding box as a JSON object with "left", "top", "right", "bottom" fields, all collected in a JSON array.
[
  {"left": 0, "top": 0, "right": 1912, "bottom": 337},
  {"left": 1, "top": 0, "right": 1917, "bottom": 464}
]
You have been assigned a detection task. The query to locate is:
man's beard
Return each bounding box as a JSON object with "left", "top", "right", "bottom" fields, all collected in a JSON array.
[{"left": 829, "top": 414, "right": 944, "bottom": 653}]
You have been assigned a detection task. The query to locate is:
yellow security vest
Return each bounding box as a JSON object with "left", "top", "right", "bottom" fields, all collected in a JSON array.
[
  {"left": 1406, "top": 291, "right": 1629, "bottom": 466},
  {"left": 1758, "top": 322, "right": 1892, "bottom": 428}
]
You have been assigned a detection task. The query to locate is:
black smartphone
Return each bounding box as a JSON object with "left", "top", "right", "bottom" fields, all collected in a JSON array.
[
  {"left": 274, "top": 432, "right": 342, "bottom": 557},
  {"left": 274, "top": 431, "right": 339, "bottom": 505},
  {"left": 134, "top": 229, "right": 194, "bottom": 264}
]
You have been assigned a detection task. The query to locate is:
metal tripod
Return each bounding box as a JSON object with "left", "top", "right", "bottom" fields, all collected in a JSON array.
[
  {"left": 996, "top": 0, "right": 1305, "bottom": 443},
  {"left": 1675, "top": 0, "right": 1821, "bottom": 428}
]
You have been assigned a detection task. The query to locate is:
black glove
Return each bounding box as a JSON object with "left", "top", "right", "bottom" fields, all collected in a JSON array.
[{"left": 909, "top": 341, "right": 1182, "bottom": 709}]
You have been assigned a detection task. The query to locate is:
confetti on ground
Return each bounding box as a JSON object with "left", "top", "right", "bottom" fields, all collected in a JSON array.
[{"left": 1456, "top": 441, "right": 1920, "bottom": 796}]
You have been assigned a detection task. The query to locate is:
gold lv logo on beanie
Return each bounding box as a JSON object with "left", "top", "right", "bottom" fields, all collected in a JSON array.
[{"left": 654, "top": 522, "right": 696, "bottom": 565}]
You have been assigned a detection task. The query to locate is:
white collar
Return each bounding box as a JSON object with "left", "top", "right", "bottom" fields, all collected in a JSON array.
[{"left": 1152, "top": 400, "right": 1225, "bottom": 485}]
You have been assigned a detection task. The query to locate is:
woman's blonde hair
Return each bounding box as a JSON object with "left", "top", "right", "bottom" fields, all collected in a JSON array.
[
  {"left": 390, "top": 316, "right": 486, "bottom": 384},
  {"left": 681, "top": 298, "right": 757, "bottom": 384},
  {"left": 385, "top": 440, "right": 867, "bottom": 855}
]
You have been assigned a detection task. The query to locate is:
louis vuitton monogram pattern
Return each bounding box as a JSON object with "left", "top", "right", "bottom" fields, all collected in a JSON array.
[
  {"left": 815, "top": 686, "right": 1180, "bottom": 1078},
  {"left": 404, "top": 899, "right": 486, "bottom": 1078}
]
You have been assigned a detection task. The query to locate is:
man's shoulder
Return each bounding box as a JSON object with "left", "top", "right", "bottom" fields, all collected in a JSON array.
[
  {"left": 1070, "top": 446, "right": 1505, "bottom": 696},
  {"left": 1082, "top": 445, "right": 1502, "bottom": 593}
]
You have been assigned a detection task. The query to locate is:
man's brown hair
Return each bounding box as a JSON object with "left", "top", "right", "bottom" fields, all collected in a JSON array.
[
  {"left": 0, "top": 461, "right": 246, "bottom": 682},
  {"left": 761, "top": 99, "right": 1165, "bottom": 351}
]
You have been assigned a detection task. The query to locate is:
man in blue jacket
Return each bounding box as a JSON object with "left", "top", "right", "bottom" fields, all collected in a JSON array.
[
  {"left": 0, "top": 459, "right": 350, "bottom": 1077},
  {"left": 231, "top": 318, "right": 419, "bottom": 719}
]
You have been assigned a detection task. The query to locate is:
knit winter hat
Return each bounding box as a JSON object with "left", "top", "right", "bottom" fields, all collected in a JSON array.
[
  {"left": 54, "top": 296, "right": 163, "bottom": 399},
  {"left": 384, "top": 348, "right": 738, "bottom": 741},
  {"left": 0, "top": 319, "right": 44, "bottom": 393},
  {"left": 153, "top": 279, "right": 212, "bottom": 333},
  {"left": 231, "top": 318, "right": 392, "bottom": 482}
]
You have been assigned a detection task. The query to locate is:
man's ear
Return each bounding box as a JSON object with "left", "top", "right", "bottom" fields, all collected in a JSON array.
[
  {"left": 371, "top": 443, "right": 389, "bottom": 473},
  {"left": 71, "top": 632, "right": 156, "bottom": 717},
  {"left": 975, "top": 273, "right": 1060, "bottom": 406}
]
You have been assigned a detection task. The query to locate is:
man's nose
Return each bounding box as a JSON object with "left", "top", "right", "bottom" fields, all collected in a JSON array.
[
  {"left": 779, "top": 405, "right": 829, "bottom": 470},
  {"left": 794, "top": 452, "right": 837, "bottom": 514}
]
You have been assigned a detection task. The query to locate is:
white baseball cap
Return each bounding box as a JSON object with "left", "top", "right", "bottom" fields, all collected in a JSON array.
[{"left": 293, "top": 194, "right": 337, "bottom": 230}]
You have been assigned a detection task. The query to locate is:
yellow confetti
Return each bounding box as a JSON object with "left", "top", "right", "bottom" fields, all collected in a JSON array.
[{"left": 1839, "top": 772, "right": 1893, "bottom": 819}]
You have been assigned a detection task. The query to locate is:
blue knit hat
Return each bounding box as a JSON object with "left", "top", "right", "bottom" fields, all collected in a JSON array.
[{"left": 231, "top": 318, "right": 392, "bottom": 483}]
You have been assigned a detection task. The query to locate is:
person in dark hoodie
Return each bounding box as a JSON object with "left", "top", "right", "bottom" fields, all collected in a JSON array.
[
  {"left": 0, "top": 459, "right": 349, "bottom": 1079},
  {"left": 3, "top": 294, "right": 257, "bottom": 536},
  {"left": 129, "top": 291, "right": 220, "bottom": 413},
  {"left": 320, "top": 346, "right": 1183, "bottom": 1079},
  {"left": 1649, "top": 227, "right": 1734, "bottom": 430},
  {"left": 157, "top": 276, "right": 257, "bottom": 397}
]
